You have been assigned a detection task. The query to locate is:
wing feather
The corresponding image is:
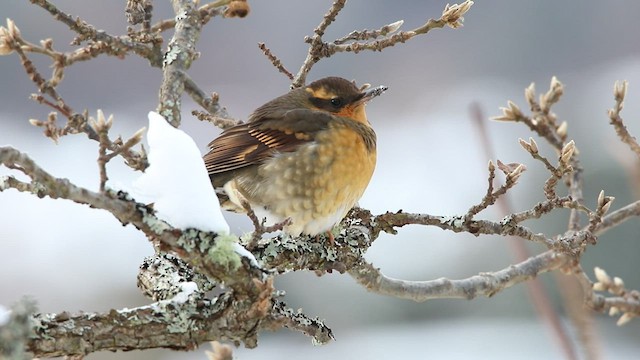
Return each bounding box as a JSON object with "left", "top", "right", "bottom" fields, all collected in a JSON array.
[{"left": 204, "top": 109, "right": 335, "bottom": 176}]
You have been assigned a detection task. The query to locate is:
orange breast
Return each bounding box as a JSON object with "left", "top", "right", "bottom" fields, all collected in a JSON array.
[{"left": 234, "top": 123, "right": 376, "bottom": 236}]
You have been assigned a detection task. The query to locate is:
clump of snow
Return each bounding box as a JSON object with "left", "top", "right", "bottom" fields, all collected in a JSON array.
[
  {"left": 133, "top": 112, "right": 230, "bottom": 234},
  {"left": 172, "top": 281, "right": 199, "bottom": 304},
  {"left": 232, "top": 242, "right": 259, "bottom": 268}
]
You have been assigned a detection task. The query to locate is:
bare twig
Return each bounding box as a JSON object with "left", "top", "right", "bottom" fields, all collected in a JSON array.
[
  {"left": 242, "top": 201, "right": 292, "bottom": 250},
  {"left": 94, "top": 111, "right": 112, "bottom": 192},
  {"left": 371, "top": 210, "right": 557, "bottom": 247},
  {"left": 471, "top": 103, "right": 578, "bottom": 360},
  {"left": 334, "top": 20, "right": 404, "bottom": 44},
  {"left": 89, "top": 110, "right": 146, "bottom": 191},
  {"left": 258, "top": 42, "right": 293, "bottom": 80},
  {"left": 608, "top": 81, "right": 640, "bottom": 158},
  {"left": 184, "top": 73, "right": 227, "bottom": 117},
  {"left": 494, "top": 78, "right": 586, "bottom": 231},
  {"left": 291, "top": 0, "right": 347, "bottom": 87},
  {"left": 192, "top": 110, "right": 241, "bottom": 130},
  {"left": 591, "top": 200, "right": 640, "bottom": 236},
  {"left": 577, "top": 267, "right": 640, "bottom": 325},
  {"left": 30, "top": 0, "right": 156, "bottom": 60},
  {"left": 463, "top": 160, "right": 525, "bottom": 222},
  {"left": 14, "top": 45, "right": 72, "bottom": 118},
  {"left": 291, "top": 0, "right": 473, "bottom": 87}
]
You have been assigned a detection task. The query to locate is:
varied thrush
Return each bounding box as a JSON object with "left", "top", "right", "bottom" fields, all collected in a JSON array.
[{"left": 204, "top": 77, "right": 387, "bottom": 237}]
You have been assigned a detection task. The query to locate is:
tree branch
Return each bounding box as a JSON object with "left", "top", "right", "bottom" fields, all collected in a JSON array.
[
  {"left": 349, "top": 251, "right": 567, "bottom": 302},
  {"left": 157, "top": 0, "right": 204, "bottom": 126}
]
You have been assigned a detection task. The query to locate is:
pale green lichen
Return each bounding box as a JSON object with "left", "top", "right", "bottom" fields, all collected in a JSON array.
[
  {"left": 142, "top": 212, "right": 172, "bottom": 234},
  {"left": 323, "top": 246, "right": 337, "bottom": 262},
  {"left": 176, "top": 230, "right": 198, "bottom": 253},
  {"left": 208, "top": 233, "right": 241, "bottom": 271},
  {"left": 197, "top": 230, "right": 215, "bottom": 253},
  {"left": 163, "top": 45, "right": 180, "bottom": 65},
  {"left": 30, "top": 313, "right": 55, "bottom": 340},
  {"left": 166, "top": 310, "right": 196, "bottom": 333}
]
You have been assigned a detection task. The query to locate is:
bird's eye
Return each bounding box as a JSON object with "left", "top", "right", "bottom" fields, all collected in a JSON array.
[{"left": 330, "top": 98, "right": 343, "bottom": 108}]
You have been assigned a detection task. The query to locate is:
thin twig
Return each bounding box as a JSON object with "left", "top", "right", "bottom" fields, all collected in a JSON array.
[
  {"left": 608, "top": 81, "right": 640, "bottom": 158},
  {"left": 192, "top": 110, "right": 241, "bottom": 129},
  {"left": 470, "top": 103, "right": 578, "bottom": 360},
  {"left": 184, "top": 73, "right": 226, "bottom": 117},
  {"left": 291, "top": 0, "right": 473, "bottom": 87},
  {"left": 463, "top": 159, "right": 525, "bottom": 222},
  {"left": 242, "top": 201, "right": 292, "bottom": 250},
  {"left": 591, "top": 200, "right": 640, "bottom": 236},
  {"left": 258, "top": 42, "right": 293, "bottom": 80},
  {"left": 30, "top": 0, "right": 155, "bottom": 59}
]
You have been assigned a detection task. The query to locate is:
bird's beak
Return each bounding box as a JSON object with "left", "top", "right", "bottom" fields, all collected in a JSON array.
[{"left": 359, "top": 85, "right": 388, "bottom": 103}]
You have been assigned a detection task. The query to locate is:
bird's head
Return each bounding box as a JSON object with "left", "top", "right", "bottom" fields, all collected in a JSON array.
[{"left": 303, "top": 77, "right": 387, "bottom": 124}]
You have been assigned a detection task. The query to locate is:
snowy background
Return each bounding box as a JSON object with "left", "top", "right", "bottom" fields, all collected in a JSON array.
[{"left": 2, "top": 1, "right": 640, "bottom": 359}]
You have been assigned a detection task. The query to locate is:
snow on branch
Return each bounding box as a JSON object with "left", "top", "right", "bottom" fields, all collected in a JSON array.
[{"left": 134, "top": 112, "right": 230, "bottom": 234}]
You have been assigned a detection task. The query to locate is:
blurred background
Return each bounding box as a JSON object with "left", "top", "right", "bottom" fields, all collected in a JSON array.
[{"left": 2, "top": 1, "right": 640, "bottom": 359}]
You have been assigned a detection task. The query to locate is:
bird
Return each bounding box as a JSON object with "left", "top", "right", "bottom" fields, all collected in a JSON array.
[{"left": 203, "top": 76, "right": 387, "bottom": 238}]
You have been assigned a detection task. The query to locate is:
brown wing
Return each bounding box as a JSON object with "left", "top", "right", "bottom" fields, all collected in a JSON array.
[{"left": 203, "top": 108, "right": 335, "bottom": 176}]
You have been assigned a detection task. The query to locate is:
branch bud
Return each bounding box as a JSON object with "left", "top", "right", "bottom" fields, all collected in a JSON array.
[
  {"left": 0, "top": 26, "right": 13, "bottom": 56},
  {"left": 560, "top": 140, "right": 575, "bottom": 165},
  {"left": 441, "top": 1, "right": 474, "bottom": 29},
  {"left": 556, "top": 121, "right": 568, "bottom": 138},
  {"left": 613, "top": 80, "right": 628, "bottom": 102},
  {"left": 487, "top": 160, "right": 495, "bottom": 173},
  {"left": 597, "top": 190, "right": 605, "bottom": 208},
  {"left": 525, "top": 82, "right": 536, "bottom": 106},
  {"left": 382, "top": 20, "right": 404, "bottom": 35},
  {"left": 592, "top": 282, "right": 606, "bottom": 291},
  {"left": 538, "top": 76, "right": 563, "bottom": 114},
  {"left": 609, "top": 306, "right": 620, "bottom": 317},
  {"left": 6, "top": 18, "right": 20, "bottom": 38},
  {"left": 518, "top": 137, "right": 539, "bottom": 155},
  {"left": 617, "top": 313, "right": 634, "bottom": 326},
  {"left": 506, "top": 164, "right": 526, "bottom": 183},
  {"left": 528, "top": 137, "right": 538, "bottom": 154},
  {"left": 594, "top": 266, "right": 611, "bottom": 285},
  {"left": 132, "top": 127, "right": 146, "bottom": 144},
  {"left": 493, "top": 101, "right": 523, "bottom": 121},
  {"left": 613, "top": 276, "right": 625, "bottom": 289},
  {"left": 518, "top": 138, "right": 530, "bottom": 153}
]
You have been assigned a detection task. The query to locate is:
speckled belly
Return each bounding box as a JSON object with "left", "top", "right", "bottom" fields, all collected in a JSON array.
[{"left": 232, "top": 127, "right": 376, "bottom": 236}]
